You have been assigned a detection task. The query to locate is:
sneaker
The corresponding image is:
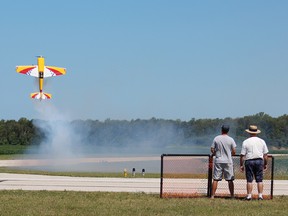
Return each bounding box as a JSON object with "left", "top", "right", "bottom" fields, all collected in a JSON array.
[
  {"left": 258, "top": 197, "right": 263, "bottom": 200},
  {"left": 244, "top": 196, "right": 252, "bottom": 201}
]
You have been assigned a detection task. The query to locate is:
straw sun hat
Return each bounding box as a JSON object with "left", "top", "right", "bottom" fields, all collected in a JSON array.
[{"left": 245, "top": 125, "right": 261, "bottom": 134}]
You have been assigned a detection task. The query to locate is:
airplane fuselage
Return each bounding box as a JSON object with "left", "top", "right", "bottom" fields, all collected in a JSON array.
[{"left": 38, "top": 56, "right": 45, "bottom": 94}]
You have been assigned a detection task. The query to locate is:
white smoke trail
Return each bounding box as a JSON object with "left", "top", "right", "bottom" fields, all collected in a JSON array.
[
  {"left": 27, "top": 101, "right": 212, "bottom": 172},
  {"left": 32, "top": 101, "right": 84, "bottom": 160}
]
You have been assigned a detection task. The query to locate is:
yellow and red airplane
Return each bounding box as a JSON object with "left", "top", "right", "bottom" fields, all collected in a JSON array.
[{"left": 16, "top": 56, "right": 66, "bottom": 100}]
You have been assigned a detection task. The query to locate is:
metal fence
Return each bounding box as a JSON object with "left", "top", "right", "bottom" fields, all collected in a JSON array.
[{"left": 160, "top": 154, "right": 274, "bottom": 199}]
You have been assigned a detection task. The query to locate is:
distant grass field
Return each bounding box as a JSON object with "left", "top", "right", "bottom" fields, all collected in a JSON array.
[
  {"left": 0, "top": 167, "right": 160, "bottom": 178},
  {"left": 0, "top": 145, "right": 287, "bottom": 179},
  {"left": 0, "top": 190, "right": 287, "bottom": 216},
  {"left": 0, "top": 145, "right": 28, "bottom": 155}
]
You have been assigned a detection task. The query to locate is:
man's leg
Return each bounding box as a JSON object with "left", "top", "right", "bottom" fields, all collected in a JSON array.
[
  {"left": 257, "top": 182, "right": 264, "bottom": 199},
  {"left": 224, "top": 163, "right": 235, "bottom": 198},
  {"left": 245, "top": 160, "right": 253, "bottom": 200},
  {"left": 228, "top": 180, "right": 234, "bottom": 197},
  {"left": 211, "top": 180, "right": 218, "bottom": 199},
  {"left": 246, "top": 182, "right": 253, "bottom": 199},
  {"left": 211, "top": 163, "right": 222, "bottom": 199},
  {"left": 255, "top": 159, "right": 264, "bottom": 199},
  {"left": 257, "top": 182, "right": 263, "bottom": 193}
]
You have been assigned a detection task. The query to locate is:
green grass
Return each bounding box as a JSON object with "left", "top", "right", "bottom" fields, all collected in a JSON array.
[
  {"left": 269, "top": 149, "right": 288, "bottom": 154},
  {"left": 0, "top": 167, "right": 160, "bottom": 178},
  {"left": 0, "top": 145, "right": 28, "bottom": 155},
  {"left": 0, "top": 191, "right": 287, "bottom": 216}
]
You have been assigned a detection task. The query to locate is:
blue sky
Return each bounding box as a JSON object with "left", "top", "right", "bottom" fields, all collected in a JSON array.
[{"left": 1, "top": 0, "right": 287, "bottom": 121}]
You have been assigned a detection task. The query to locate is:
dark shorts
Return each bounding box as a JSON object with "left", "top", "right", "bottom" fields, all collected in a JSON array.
[{"left": 245, "top": 158, "right": 264, "bottom": 183}]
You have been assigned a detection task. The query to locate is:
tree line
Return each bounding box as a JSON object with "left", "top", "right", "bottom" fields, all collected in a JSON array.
[{"left": 1, "top": 112, "right": 288, "bottom": 149}]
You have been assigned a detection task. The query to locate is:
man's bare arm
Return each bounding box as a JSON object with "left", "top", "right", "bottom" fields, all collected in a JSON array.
[
  {"left": 232, "top": 148, "right": 236, "bottom": 156},
  {"left": 240, "top": 154, "right": 245, "bottom": 172},
  {"left": 211, "top": 147, "right": 215, "bottom": 156}
]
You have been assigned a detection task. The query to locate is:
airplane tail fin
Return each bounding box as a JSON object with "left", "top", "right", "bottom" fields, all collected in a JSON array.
[{"left": 30, "top": 92, "right": 52, "bottom": 100}]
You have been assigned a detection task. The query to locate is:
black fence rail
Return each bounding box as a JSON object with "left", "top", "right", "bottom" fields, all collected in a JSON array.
[{"left": 160, "top": 154, "right": 274, "bottom": 199}]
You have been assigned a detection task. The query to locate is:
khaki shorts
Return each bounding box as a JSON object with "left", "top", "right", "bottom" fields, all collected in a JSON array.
[{"left": 213, "top": 163, "right": 234, "bottom": 181}]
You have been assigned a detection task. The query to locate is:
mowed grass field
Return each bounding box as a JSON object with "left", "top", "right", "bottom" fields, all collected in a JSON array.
[{"left": 0, "top": 190, "right": 287, "bottom": 216}]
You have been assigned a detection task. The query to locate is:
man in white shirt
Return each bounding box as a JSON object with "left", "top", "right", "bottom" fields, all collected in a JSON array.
[{"left": 240, "top": 125, "right": 269, "bottom": 200}]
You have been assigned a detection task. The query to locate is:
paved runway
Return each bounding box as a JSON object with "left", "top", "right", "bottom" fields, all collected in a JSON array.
[
  {"left": 0, "top": 173, "right": 288, "bottom": 196},
  {"left": 0, "top": 173, "right": 160, "bottom": 193}
]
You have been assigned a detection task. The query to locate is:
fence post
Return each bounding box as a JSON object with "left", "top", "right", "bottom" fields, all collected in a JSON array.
[
  {"left": 160, "top": 154, "right": 164, "bottom": 198},
  {"left": 270, "top": 156, "right": 274, "bottom": 199},
  {"left": 207, "top": 155, "right": 213, "bottom": 197}
]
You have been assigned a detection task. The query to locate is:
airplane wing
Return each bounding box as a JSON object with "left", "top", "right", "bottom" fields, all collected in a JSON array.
[
  {"left": 44, "top": 66, "right": 66, "bottom": 77},
  {"left": 16, "top": 65, "right": 39, "bottom": 77}
]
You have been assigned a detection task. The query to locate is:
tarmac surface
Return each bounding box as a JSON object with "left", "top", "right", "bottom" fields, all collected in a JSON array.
[
  {"left": 0, "top": 173, "right": 160, "bottom": 193},
  {"left": 0, "top": 173, "right": 288, "bottom": 196}
]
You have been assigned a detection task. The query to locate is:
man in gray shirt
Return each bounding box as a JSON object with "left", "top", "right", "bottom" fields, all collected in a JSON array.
[{"left": 211, "top": 125, "right": 237, "bottom": 199}]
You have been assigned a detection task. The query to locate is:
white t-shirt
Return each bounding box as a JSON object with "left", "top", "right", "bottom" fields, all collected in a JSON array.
[{"left": 241, "top": 136, "right": 269, "bottom": 160}]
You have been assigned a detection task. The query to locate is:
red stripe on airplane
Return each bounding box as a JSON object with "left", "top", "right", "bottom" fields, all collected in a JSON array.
[
  {"left": 19, "top": 66, "right": 36, "bottom": 74},
  {"left": 46, "top": 67, "right": 63, "bottom": 76},
  {"left": 44, "top": 94, "right": 51, "bottom": 99},
  {"left": 31, "top": 93, "right": 38, "bottom": 98}
]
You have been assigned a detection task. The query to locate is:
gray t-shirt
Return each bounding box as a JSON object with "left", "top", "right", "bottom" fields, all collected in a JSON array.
[{"left": 211, "top": 134, "right": 237, "bottom": 163}]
